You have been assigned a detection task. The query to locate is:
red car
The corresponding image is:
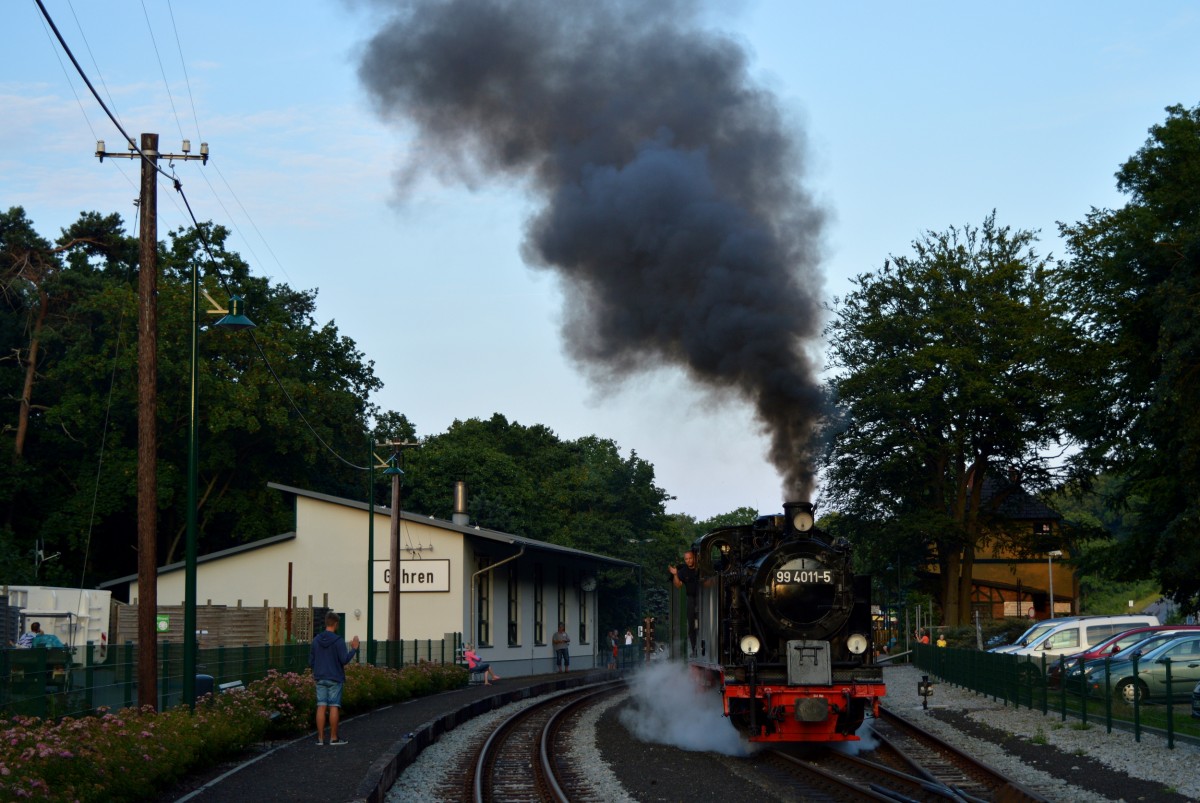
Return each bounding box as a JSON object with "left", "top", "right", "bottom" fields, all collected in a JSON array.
[{"left": 1048, "top": 625, "right": 1200, "bottom": 687}]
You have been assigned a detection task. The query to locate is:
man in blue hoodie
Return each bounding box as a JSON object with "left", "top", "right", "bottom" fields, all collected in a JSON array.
[{"left": 310, "top": 611, "right": 359, "bottom": 746}]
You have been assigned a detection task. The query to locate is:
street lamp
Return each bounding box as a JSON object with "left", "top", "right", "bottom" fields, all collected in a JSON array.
[
  {"left": 1047, "top": 549, "right": 1063, "bottom": 620},
  {"left": 183, "top": 284, "right": 254, "bottom": 709}
]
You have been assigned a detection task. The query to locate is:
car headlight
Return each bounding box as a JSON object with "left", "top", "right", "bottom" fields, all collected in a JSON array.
[{"left": 846, "top": 633, "right": 868, "bottom": 654}]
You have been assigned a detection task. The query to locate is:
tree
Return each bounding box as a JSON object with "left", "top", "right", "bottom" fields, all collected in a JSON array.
[
  {"left": 1055, "top": 104, "right": 1200, "bottom": 613},
  {"left": 0, "top": 207, "right": 137, "bottom": 582},
  {"left": 821, "top": 213, "right": 1075, "bottom": 625},
  {"left": 399, "top": 413, "right": 676, "bottom": 637},
  {"left": 0, "top": 210, "right": 386, "bottom": 585}
]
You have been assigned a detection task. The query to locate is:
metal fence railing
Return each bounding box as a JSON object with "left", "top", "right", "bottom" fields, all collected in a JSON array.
[
  {"left": 914, "top": 644, "right": 1200, "bottom": 749},
  {"left": 1, "top": 635, "right": 466, "bottom": 720}
]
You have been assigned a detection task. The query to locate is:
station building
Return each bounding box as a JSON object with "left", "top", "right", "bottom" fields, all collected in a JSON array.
[{"left": 101, "top": 482, "right": 636, "bottom": 676}]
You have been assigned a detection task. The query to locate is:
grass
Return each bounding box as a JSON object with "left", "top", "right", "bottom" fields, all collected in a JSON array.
[{"left": 1031, "top": 726, "right": 1048, "bottom": 745}]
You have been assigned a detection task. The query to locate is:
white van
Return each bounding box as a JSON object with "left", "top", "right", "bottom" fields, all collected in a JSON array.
[
  {"left": 1012, "top": 615, "right": 1159, "bottom": 659},
  {"left": 990, "top": 615, "right": 1087, "bottom": 654}
]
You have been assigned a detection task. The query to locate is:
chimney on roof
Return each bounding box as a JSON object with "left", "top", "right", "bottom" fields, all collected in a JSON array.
[{"left": 452, "top": 481, "right": 469, "bottom": 526}]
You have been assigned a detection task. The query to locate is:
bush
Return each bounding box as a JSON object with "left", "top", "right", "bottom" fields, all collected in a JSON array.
[{"left": 0, "top": 661, "right": 470, "bottom": 802}]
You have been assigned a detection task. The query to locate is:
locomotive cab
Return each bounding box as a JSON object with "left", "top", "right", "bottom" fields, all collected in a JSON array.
[{"left": 690, "top": 502, "right": 886, "bottom": 743}]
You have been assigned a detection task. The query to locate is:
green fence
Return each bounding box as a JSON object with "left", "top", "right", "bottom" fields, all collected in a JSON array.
[
  {"left": 1, "top": 635, "right": 464, "bottom": 721},
  {"left": 914, "top": 644, "right": 1200, "bottom": 749}
]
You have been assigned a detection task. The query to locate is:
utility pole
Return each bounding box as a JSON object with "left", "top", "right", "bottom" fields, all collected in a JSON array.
[
  {"left": 96, "top": 134, "right": 208, "bottom": 709},
  {"left": 381, "top": 440, "right": 419, "bottom": 661}
]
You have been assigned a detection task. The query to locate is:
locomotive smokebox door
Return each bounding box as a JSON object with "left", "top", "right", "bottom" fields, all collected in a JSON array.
[{"left": 787, "top": 639, "right": 831, "bottom": 685}]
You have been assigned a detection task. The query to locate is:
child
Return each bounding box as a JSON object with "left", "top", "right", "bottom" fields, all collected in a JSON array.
[{"left": 464, "top": 644, "right": 501, "bottom": 685}]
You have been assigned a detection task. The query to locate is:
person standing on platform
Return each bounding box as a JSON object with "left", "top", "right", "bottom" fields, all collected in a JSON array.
[
  {"left": 552, "top": 622, "right": 571, "bottom": 672},
  {"left": 310, "top": 611, "right": 359, "bottom": 746}
]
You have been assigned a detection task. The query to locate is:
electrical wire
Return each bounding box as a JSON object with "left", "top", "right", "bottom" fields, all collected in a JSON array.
[
  {"left": 34, "top": 0, "right": 372, "bottom": 474},
  {"left": 140, "top": 0, "right": 186, "bottom": 144},
  {"left": 66, "top": 0, "right": 125, "bottom": 128},
  {"left": 173, "top": 180, "right": 370, "bottom": 473},
  {"left": 33, "top": 0, "right": 171, "bottom": 182},
  {"left": 167, "top": 0, "right": 205, "bottom": 148},
  {"left": 75, "top": 306, "right": 129, "bottom": 637}
]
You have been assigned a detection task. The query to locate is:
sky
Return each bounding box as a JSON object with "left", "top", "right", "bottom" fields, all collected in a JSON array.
[{"left": 5, "top": 1, "right": 1200, "bottom": 520}]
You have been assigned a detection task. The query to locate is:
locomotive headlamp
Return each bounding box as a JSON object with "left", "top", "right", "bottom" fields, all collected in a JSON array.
[
  {"left": 846, "top": 633, "right": 869, "bottom": 654},
  {"left": 739, "top": 634, "right": 761, "bottom": 656},
  {"left": 791, "top": 509, "right": 814, "bottom": 532}
]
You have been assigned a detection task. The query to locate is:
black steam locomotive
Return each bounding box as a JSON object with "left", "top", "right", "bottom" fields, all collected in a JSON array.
[{"left": 687, "top": 501, "right": 885, "bottom": 742}]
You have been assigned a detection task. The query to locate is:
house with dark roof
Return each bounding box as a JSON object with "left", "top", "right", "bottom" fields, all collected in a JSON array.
[
  {"left": 966, "top": 474, "right": 1075, "bottom": 620},
  {"left": 100, "top": 482, "right": 636, "bottom": 676}
]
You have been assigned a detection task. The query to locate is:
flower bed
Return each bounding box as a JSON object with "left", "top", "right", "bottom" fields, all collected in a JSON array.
[{"left": 0, "top": 661, "right": 467, "bottom": 802}]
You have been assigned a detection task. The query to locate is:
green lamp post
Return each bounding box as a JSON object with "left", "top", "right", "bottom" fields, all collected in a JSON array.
[{"left": 183, "top": 282, "right": 254, "bottom": 709}]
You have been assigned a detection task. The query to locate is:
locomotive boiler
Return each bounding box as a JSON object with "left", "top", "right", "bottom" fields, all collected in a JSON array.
[{"left": 688, "top": 501, "right": 886, "bottom": 742}]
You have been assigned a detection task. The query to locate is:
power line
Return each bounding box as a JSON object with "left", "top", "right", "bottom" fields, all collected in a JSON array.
[
  {"left": 35, "top": 0, "right": 371, "bottom": 474},
  {"left": 139, "top": 0, "right": 187, "bottom": 144}
]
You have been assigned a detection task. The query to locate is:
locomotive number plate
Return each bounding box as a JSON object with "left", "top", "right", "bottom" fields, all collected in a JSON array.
[{"left": 775, "top": 569, "right": 833, "bottom": 584}]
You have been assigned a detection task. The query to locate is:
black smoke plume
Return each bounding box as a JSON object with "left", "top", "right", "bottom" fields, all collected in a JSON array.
[{"left": 357, "top": 0, "right": 826, "bottom": 500}]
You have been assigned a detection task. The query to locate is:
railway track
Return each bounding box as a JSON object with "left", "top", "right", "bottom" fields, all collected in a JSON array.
[
  {"left": 456, "top": 679, "right": 623, "bottom": 803},
  {"left": 400, "top": 680, "right": 1050, "bottom": 802},
  {"left": 868, "top": 706, "right": 1050, "bottom": 801},
  {"left": 755, "top": 707, "right": 1051, "bottom": 801}
]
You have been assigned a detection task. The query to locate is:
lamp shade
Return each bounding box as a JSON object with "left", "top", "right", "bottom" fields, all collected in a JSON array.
[{"left": 213, "top": 295, "right": 256, "bottom": 330}]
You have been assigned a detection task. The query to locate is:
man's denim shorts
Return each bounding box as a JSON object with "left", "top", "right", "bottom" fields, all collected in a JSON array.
[{"left": 316, "top": 679, "right": 344, "bottom": 708}]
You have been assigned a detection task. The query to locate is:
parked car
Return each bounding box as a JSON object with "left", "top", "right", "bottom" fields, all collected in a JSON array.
[
  {"left": 1063, "top": 631, "right": 1200, "bottom": 690},
  {"left": 1079, "top": 633, "right": 1200, "bottom": 704},
  {"left": 1049, "top": 625, "right": 1200, "bottom": 688},
  {"left": 989, "top": 616, "right": 1086, "bottom": 654},
  {"left": 1011, "top": 615, "right": 1159, "bottom": 660}
]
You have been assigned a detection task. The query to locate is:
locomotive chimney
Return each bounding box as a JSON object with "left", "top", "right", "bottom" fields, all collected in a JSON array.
[{"left": 452, "top": 481, "right": 469, "bottom": 526}]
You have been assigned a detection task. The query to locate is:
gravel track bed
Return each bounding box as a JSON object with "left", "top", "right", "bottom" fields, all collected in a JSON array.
[
  {"left": 389, "top": 666, "right": 1199, "bottom": 802},
  {"left": 386, "top": 692, "right": 637, "bottom": 803},
  {"left": 882, "top": 664, "right": 1199, "bottom": 802}
]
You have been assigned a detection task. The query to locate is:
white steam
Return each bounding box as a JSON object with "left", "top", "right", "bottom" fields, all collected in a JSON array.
[
  {"left": 618, "top": 661, "right": 757, "bottom": 757},
  {"left": 831, "top": 718, "right": 880, "bottom": 756}
]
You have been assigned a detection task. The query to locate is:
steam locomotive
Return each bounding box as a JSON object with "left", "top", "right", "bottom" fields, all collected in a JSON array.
[{"left": 687, "top": 501, "right": 885, "bottom": 743}]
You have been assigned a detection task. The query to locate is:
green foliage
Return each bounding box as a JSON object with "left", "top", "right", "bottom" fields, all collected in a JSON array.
[
  {"left": 1055, "top": 104, "right": 1200, "bottom": 614},
  {"left": 821, "top": 212, "right": 1076, "bottom": 623},
  {"left": 0, "top": 208, "right": 385, "bottom": 584},
  {"left": 1079, "top": 578, "right": 1160, "bottom": 615},
  {"left": 0, "top": 661, "right": 466, "bottom": 802}
]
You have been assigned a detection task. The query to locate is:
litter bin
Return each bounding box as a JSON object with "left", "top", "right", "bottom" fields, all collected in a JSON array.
[{"left": 195, "top": 673, "right": 214, "bottom": 699}]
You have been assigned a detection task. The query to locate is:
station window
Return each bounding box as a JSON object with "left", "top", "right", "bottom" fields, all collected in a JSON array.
[
  {"left": 534, "top": 563, "right": 545, "bottom": 645},
  {"left": 578, "top": 576, "right": 588, "bottom": 644},
  {"left": 557, "top": 567, "right": 567, "bottom": 636},
  {"left": 476, "top": 555, "right": 491, "bottom": 646},
  {"left": 507, "top": 563, "right": 519, "bottom": 647}
]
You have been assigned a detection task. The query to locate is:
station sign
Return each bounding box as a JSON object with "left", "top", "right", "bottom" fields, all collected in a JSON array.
[{"left": 372, "top": 559, "right": 450, "bottom": 592}]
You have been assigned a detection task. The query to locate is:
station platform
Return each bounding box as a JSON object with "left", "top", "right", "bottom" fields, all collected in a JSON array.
[{"left": 166, "top": 669, "right": 617, "bottom": 803}]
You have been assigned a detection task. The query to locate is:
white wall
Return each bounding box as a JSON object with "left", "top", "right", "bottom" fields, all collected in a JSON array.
[{"left": 129, "top": 493, "right": 602, "bottom": 673}]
